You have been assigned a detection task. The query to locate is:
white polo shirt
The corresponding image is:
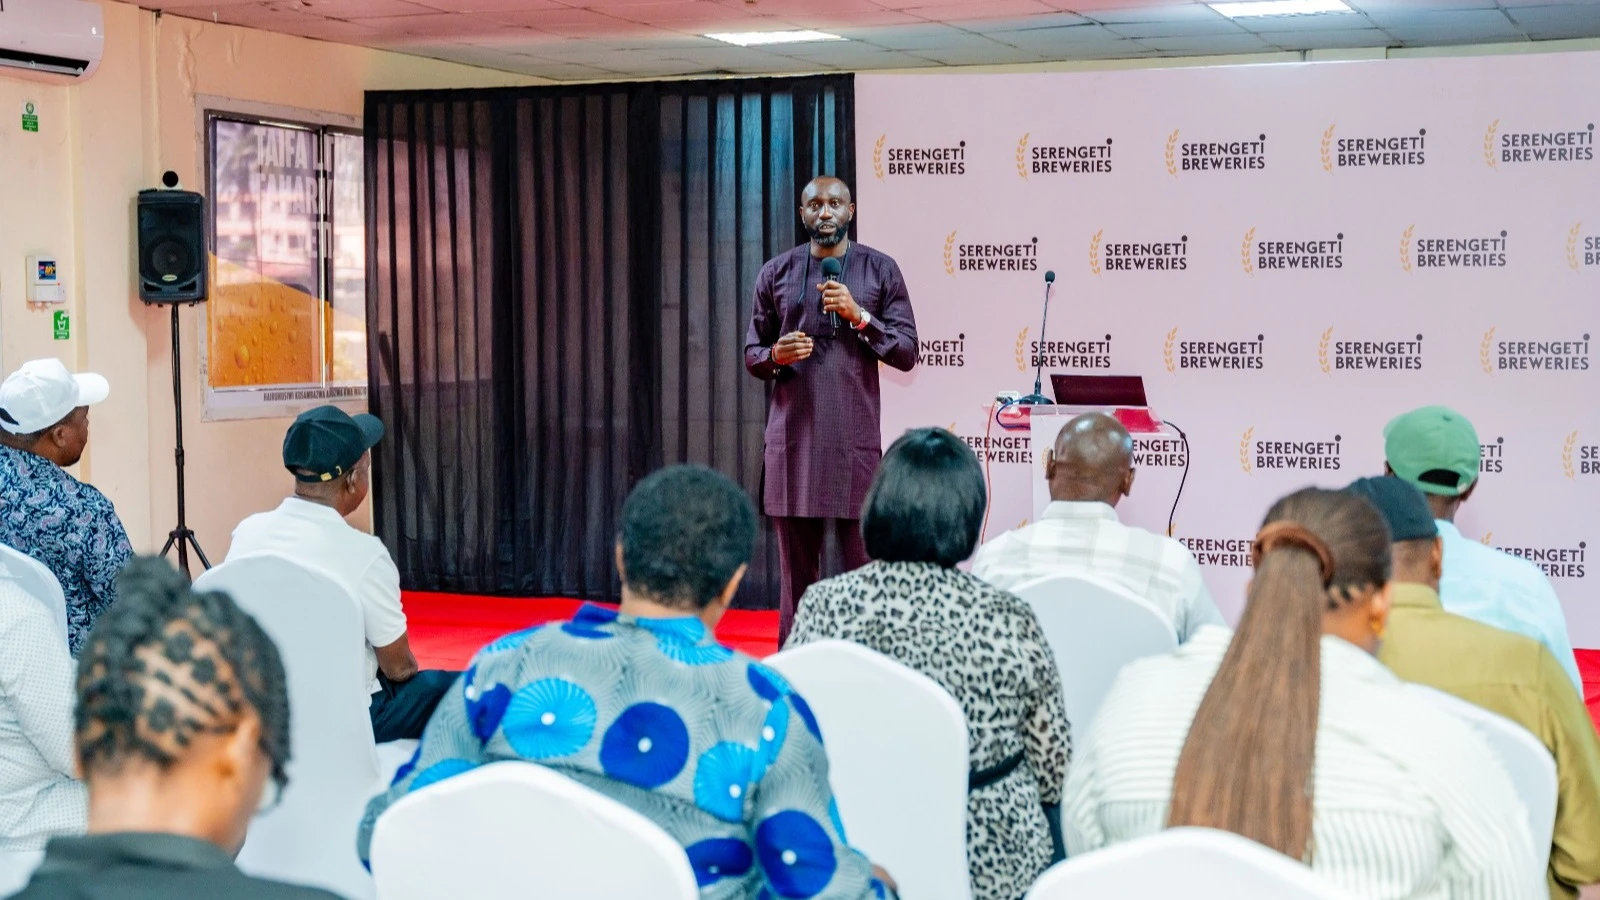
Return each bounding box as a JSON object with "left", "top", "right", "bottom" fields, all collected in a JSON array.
[{"left": 227, "top": 497, "right": 408, "bottom": 695}]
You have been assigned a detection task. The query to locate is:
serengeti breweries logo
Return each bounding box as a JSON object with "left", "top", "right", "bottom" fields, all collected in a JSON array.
[
  {"left": 873, "top": 135, "right": 967, "bottom": 180},
  {"left": 918, "top": 334, "right": 966, "bottom": 368},
  {"left": 1563, "top": 431, "right": 1600, "bottom": 479},
  {"left": 1239, "top": 427, "right": 1342, "bottom": 474},
  {"left": 1485, "top": 120, "right": 1594, "bottom": 168},
  {"left": 1166, "top": 130, "right": 1266, "bottom": 176},
  {"left": 1016, "top": 329, "right": 1113, "bottom": 372},
  {"left": 1320, "top": 125, "right": 1426, "bottom": 171},
  {"left": 1017, "top": 133, "right": 1114, "bottom": 178},
  {"left": 942, "top": 232, "right": 1039, "bottom": 275},
  {"left": 1572, "top": 222, "right": 1600, "bottom": 271},
  {"left": 956, "top": 432, "right": 1031, "bottom": 465},
  {"left": 1175, "top": 535, "right": 1253, "bottom": 568},
  {"left": 1497, "top": 539, "right": 1586, "bottom": 580},
  {"left": 1163, "top": 328, "right": 1264, "bottom": 373},
  {"left": 1482, "top": 328, "right": 1590, "bottom": 374},
  {"left": 1317, "top": 328, "right": 1423, "bottom": 373},
  {"left": 1400, "top": 227, "right": 1508, "bottom": 271},
  {"left": 1089, "top": 231, "right": 1187, "bottom": 275},
  {"left": 1244, "top": 230, "right": 1344, "bottom": 274}
]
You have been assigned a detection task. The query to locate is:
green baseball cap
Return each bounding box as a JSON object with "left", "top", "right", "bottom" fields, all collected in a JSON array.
[
  {"left": 1383, "top": 405, "right": 1479, "bottom": 497},
  {"left": 283, "top": 405, "right": 384, "bottom": 483}
]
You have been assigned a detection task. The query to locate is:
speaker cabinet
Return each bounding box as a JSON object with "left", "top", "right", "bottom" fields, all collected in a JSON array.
[{"left": 137, "top": 189, "right": 207, "bottom": 304}]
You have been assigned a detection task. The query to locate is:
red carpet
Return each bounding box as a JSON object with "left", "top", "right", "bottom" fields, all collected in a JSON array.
[{"left": 405, "top": 592, "right": 1600, "bottom": 733}]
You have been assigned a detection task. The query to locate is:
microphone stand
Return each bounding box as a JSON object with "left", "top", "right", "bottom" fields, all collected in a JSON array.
[{"left": 1018, "top": 277, "right": 1056, "bottom": 405}]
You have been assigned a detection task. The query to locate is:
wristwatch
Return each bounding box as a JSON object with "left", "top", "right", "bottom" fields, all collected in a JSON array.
[{"left": 852, "top": 310, "right": 872, "bottom": 331}]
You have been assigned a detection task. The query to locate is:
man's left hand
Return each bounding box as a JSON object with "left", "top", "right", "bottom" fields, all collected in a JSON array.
[{"left": 819, "top": 281, "right": 864, "bottom": 326}]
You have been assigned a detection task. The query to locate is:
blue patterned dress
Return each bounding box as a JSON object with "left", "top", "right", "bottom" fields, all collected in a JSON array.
[
  {"left": 0, "top": 445, "right": 133, "bottom": 655},
  {"left": 357, "top": 604, "right": 885, "bottom": 900}
]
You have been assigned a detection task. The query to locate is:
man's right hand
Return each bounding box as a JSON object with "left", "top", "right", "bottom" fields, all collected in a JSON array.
[{"left": 771, "top": 331, "right": 815, "bottom": 367}]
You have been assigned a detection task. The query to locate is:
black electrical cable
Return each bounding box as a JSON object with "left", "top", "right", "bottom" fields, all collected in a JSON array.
[{"left": 1163, "top": 418, "right": 1190, "bottom": 539}]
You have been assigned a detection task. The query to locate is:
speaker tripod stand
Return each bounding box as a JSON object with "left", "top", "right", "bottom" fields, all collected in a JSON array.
[{"left": 157, "top": 302, "right": 210, "bottom": 576}]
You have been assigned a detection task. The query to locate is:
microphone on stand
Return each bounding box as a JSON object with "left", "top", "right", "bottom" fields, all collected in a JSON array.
[
  {"left": 1017, "top": 269, "right": 1056, "bottom": 405},
  {"left": 820, "top": 256, "right": 843, "bottom": 331}
]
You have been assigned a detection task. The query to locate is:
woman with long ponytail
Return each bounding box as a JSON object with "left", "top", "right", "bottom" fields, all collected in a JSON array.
[{"left": 1061, "top": 487, "right": 1540, "bottom": 899}]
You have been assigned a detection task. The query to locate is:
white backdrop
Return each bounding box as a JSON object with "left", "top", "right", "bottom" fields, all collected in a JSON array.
[{"left": 856, "top": 53, "right": 1600, "bottom": 643}]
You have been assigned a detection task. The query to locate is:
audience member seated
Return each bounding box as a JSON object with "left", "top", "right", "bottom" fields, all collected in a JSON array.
[
  {"left": 0, "top": 359, "right": 132, "bottom": 656},
  {"left": 0, "top": 572, "right": 84, "bottom": 852},
  {"left": 226, "top": 405, "right": 455, "bottom": 743},
  {"left": 971, "top": 413, "right": 1222, "bottom": 642},
  {"left": 1349, "top": 476, "right": 1600, "bottom": 900},
  {"left": 1384, "top": 405, "right": 1582, "bottom": 689},
  {"left": 358, "top": 465, "right": 894, "bottom": 899},
  {"left": 789, "top": 427, "right": 1068, "bottom": 900},
  {"left": 10, "top": 556, "right": 340, "bottom": 900},
  {"left": 1063, "top": 487, "right": 1541, "bottom": 899}
]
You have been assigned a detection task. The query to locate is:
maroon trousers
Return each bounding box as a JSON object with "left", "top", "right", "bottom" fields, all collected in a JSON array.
[{"left": 774, "top": 516, "right": 870, "bottom": 647}]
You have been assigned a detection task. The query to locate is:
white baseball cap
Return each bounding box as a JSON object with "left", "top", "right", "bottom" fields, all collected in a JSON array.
[{"left": 0, "top": 359, "right": 110, "bottom": 435}]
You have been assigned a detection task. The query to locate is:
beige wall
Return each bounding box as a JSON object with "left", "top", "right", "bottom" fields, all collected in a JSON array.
[
  {"left": 0, "top": 2, "right": 543, "bottom": 561},
  {"left": 1, "top": 6, "right": 1593, "bottom": 562}
]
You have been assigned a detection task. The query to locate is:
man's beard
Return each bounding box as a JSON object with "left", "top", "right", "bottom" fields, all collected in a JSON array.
[{"left": 807, "top": 216, "right": 850, "bottom": 247}]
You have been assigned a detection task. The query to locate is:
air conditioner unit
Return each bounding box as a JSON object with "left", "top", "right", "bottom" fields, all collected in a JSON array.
[{"left": 0, "top": 0, "right": 105, "bottom": 81}]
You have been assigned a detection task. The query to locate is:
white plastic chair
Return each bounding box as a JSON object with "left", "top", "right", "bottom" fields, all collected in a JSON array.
[
  {"left": 0, "top": 542, "right": 67, "bottom": 644},
  {"left": 1025, "top": 827, "right": 1359, "bottom": 899},
  {"left": 767, "top": 639, "right": 972, "bottom": 900},
  {"left": 1405, "top": 683, "right": 1557, "bottom": 870},
  {"left": 0, "top": 849, "right": 43, "bottom": 896},
  {"left": 370, "top": 761, "right": 697, "bottom": 900},
  {"left": 195, "top": 552, "right": 403, "bottom": 900},
  {"left": 1011, "top": 574, "right": 1177, "bottom": 739}
]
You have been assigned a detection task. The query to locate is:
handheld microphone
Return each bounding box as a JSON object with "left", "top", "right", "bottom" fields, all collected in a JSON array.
[
  {"left": 1018, "top": 270, "right": 1057, "bottom": 405},
  {"left": 820, "top": 256, "right": 843, "bottom": 330}
]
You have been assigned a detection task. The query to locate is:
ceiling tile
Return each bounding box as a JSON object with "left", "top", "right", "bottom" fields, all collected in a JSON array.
[
  {"left": 1357, "top": 6, "right": 1508, "bottom": 26},
  {"left": 138, "top": 0, "right": 264, "bottom": 8},
  {"left": 1105, "top": 18, "right": 1246, "bottom": 37},
  {"left": 1260, "top": 26, "right": 1395, "bottom": 48},
  {"left": 949, "top": 11, "right": 1090, "bottom": 31},
  {"left": 779, "top": 10, "right": 930, "bottom": 26},
  {"left": 422, "top": 0, "right": 573, "bottom": 9},
  {"left": 297, "top": 0, "right": 442, "bottom": 15},
  {"left": 991, "top": 23, "right": 1129, "bottom": 46},
  {"left": 829, "top": 23, "right": 986, "bottom": 48},
  {"left": 911, "top": 41, "right": 1050, "bottom": 63},
  {"left": 706, "top": 0, "right": 889, "bottom": 14},
  {"left": 1084, "top": 3, "right": 1226, "bottom": 25},
  {"left": 899, "top": 0, "right": 1059, "bottom": 21},
  {"left": 1347, "top": 0, "right": 1496, "bottom": 9},
  {"left": 1137, "top": 31, "right": 1276, "bottom": 51},
  {"left": 1503, "top": 4, "right": 1600, "bottom": 35},
  {"left": 1240, "top": 12, "right": 1379, "bottom": 31},
  {"left": 348, "top": 11, "right": 516, "bottom": 37},
  {"left": 285, "top": 17, "right": 388, "bottom": 39}
]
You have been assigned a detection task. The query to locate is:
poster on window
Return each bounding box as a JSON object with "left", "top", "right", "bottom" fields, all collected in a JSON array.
[{"left": 202, "top": 118, "right": 367, "bottom": 420}]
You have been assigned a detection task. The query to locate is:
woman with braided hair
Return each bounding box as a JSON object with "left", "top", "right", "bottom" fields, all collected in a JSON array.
[
  {"left": 1062, "top": 487, "right": 1542, "bottom": 899},
  {"left": 10, "top": 556, "right": 339, "bottom": 900}
]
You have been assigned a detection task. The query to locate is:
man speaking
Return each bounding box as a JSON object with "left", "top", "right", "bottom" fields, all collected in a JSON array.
[{"left": 744, "top": 176, "right": 919, "bottom": 644}]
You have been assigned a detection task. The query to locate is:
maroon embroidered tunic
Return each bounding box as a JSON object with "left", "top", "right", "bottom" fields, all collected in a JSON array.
[{"left": 743, "top": 242, "right": 919, "bottom": 520}]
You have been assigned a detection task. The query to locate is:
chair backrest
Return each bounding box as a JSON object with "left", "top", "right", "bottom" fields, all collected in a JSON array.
[
  {"left": 194, "top": 552, "right": 379, "bottom": 900},
  {"left": 766, "top": 639, "right": 972, "bottom": 900},
  {"left": 0, "top": 849, "right": 44, "bottom": 897},
  {"left": 1404, "top": 683, "right": 1557, "bottom": 867},
  {"left": 370, "top": 761, "right": 698, "bottom": 900},
  {"left": 1011, "top": 574, "right": 1177, "bottom": 739},
  {"left": 0, "top": 543, "right": 66, "bottom": 644},
  {"left": 1026, "top": 827, "right": 1360, "bottom": 899}
]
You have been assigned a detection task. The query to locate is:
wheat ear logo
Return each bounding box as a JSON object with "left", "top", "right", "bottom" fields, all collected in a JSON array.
[
  {"left": 872, "top": 134, "right": 886, "bottom": 181},
  {"left": 1016, "top": 133, "right": 1029, "bottom": 180},
  {"left": 1163, "top": 327, "right": 1178, "bottom": 375},
  {"left": 1165, "top": 129, "right": 1179, "bottom": 177},
  {"left": 1481, "top": 532, "right": 1493, "bottom": 546},
  {"left": 1015, "top": 327, "right": 1029, "bottom": 373},
  {"left": 1089, "top": 229, "right": 1103, "bottom": 277},
  {"left": 1318, "top": 327, "right": 1333, "bottom": 375},
  {"left": 1564, "top": 431, "right": 1579, "bottom": 480},
  {"left": 943, "top": 231, "right": 956, "bottom": 277},
  {"left": 1320, "top": 124, "right": 1335, "bottom": 173},
  {"left": 1569, "top": 222, "right": 1583, "bottom": 272},
  {"left": 1239, "top": 427, "right": 1255, "bottom": 474},
  {"left": 1399, "top": 225, "right": 1414, "bottom": 273},
  {"left": 1241, "top": 227, "right": 1256, "bottom": 276},
  {"left": 1481, "top": 327, "right": 1496, "bottom": 375},
  {"left": 1484, "top": 120, "right": 1499, "bottom": 169}
]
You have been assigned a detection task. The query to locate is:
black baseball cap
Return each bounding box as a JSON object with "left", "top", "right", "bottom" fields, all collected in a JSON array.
[
  {"left": 282, "top": 405, "right": 385, "bottom": 483},
  {"left": 1345, "top": 476, "right": 1438, "bottom": 543}
]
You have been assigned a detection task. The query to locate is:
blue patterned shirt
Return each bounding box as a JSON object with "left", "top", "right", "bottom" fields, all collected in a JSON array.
[
  {"left": 0, "top": 446, "right": 132, "bottom": 656},
  {"left": 358, "top": 604, "right": 884, "bottom": 900}
]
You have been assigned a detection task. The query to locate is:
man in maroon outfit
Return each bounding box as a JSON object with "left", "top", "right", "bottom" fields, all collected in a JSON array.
[{"left": 744, "top": 176, "right": 919, "bottom": 644}]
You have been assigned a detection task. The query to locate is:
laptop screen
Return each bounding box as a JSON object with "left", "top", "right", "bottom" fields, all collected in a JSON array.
[{"left": 1050, "top": 374, "right": 1149, "bottom": 408}]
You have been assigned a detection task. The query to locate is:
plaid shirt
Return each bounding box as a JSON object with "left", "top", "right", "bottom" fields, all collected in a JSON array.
[{"left": 971, "top": 501, "right": 1223, "bottom": 643}]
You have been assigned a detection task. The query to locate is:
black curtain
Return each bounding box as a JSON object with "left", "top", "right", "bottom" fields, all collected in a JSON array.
[{"left": 366, "top": 76, "right": 854, "bottom": 608}]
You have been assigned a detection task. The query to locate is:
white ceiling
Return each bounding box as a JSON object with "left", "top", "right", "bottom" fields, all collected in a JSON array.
[{"left": 122, "top": 0, "right": 1600, "bottom": 81}]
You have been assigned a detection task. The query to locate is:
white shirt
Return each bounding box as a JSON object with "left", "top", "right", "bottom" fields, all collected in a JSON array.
[
  {"left": 1063, "top": 626, "right": 1541, "bottom": 900},
  {"left": 0, "top": 575, "right": 86, "bottom": 850},
  {"left": 1436, "top": 520, "right": 1583, "bottom": 691},
  {"left": 971, "top": 501, "right": 1225, "bottom": 642},
  {"left": 227, "top": 498, "right": 407, "bottom": 695}
]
